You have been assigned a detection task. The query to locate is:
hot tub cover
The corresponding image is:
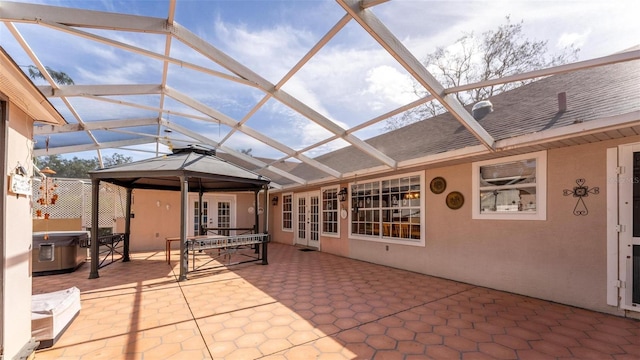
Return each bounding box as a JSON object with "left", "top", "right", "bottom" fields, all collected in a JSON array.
[{"left": 33, "top": 231, "right": 90, "bottom": 247}]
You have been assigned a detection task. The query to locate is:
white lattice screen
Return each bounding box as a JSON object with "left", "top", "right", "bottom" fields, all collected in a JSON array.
[{"left": 32, "top": 178, "right": 127, "bottom": 229}]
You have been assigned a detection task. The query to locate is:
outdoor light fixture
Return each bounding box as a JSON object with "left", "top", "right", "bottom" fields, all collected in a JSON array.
[
  {"left": 338, "top": 187, "right": 348, "bottom": 202},
  {"left": 272, "top": 196, "right": 278, "bottom": 206}
]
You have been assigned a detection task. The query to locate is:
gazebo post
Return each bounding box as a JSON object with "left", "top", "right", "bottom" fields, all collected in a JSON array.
[
  {"left": 253, "top": 190, "right": 259, "bottom": 254},
  {"left": 122, "top": 187, "right": 132, "bottom": 262},
  {"left": 198, "top": 190, "right": 204, "bottom": 235},
  {"left": 179, "top": 176, "right": 189, "bottom": 281},
  {"left": 262, "top": 185, "right": 268, "bottom": 265},
  {"left": 89, "top": 179, "right": 100, "bottom": 279}
]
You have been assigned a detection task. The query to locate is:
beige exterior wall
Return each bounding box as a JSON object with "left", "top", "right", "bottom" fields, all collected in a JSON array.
[
  {"left": 127, "top": 190, "right": 263, "bottom": 252},
  {"left": 269, "top": 188, "right": 351, "bottom": 258},
  {"left": 128, "top": 189, "right": 181, "bottom": 252},
  {"left": 270, "top": 136, "right": 640, "bottom": 315},
  {"left": 3, "top": 104, "right": 35, "bottom": 357}
]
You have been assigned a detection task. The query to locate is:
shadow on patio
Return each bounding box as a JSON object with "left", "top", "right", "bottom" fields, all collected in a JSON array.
[{"left": 33, "top": 243, "right": 640, "bottom": 359}]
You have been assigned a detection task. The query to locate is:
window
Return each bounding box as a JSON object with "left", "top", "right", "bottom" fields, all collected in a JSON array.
[
  {"left": 472, "top": 151, "right": 547, "bottom": 220},
  {"left": 282, "top": 193, "right": 293, "bottom": 231},
  {"left": 350, "top": 172, "right": 423, "bottom": 246},
  {"left": 322, "top": 187, "right": 339, "bottom": 236}
]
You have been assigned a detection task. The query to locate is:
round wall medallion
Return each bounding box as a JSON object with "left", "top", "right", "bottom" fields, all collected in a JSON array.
[
  {"left": 446, "top": 191, "right": 464, "bottom": 210},
  {"left": 430, "top": 177, "right": 447, "bottom": 194}
]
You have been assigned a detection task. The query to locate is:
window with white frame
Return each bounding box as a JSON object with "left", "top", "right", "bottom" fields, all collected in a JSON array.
[
  {"left": 472, "top": 151, "right": 547, "bottom": 220},
  {"left": 322, "top": 187, "right": 339, "bottom": 236},
  {"left": 282, "top": 194, "right": 293, "bottom": 230},
  {"left": 350, "top": 173, "right": 423, "bottom": 245}
]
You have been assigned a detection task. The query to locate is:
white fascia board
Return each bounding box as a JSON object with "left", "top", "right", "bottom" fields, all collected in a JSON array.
[
  {"left": 33, "top": 138, "right": 153, "bottom": 156},
  {"left": 39, "top": 84, "right": 163, "bottom": 98},
  {"left": 496, "top": 111, "right": 640, "bottom": 150},
  {"left": 338, "top": 0, "right": 495, "bottom": 151},
  {"left": 0, "top": 1, "right": 167, "bottom": 33}
]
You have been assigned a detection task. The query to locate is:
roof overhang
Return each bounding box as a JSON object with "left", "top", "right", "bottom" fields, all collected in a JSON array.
[{"left": 0, "top": 47, "right": 65, "bottom": 125}]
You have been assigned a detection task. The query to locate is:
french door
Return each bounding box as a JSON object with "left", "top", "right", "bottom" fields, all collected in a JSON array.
[
  {"left": 618, "top": 143, "right": 640, "bottom": 310},
  {"left": 295, "top": 192, "right": 320, "bottom": 249},
  {"left": 189, "top": 194, "right": 235, "bottom": 236}
]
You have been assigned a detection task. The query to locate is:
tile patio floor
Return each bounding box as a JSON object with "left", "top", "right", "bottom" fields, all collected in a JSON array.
[{"left": 33, "top": 243, "right": 640, "bottom": 359}]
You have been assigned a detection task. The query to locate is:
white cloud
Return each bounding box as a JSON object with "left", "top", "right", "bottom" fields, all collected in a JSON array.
[
  {"left": 557, "top": 30, "right": 590, "bottom": 50},
  {"left": 363, "top": 65, "right": 418, "bottom": 110}
]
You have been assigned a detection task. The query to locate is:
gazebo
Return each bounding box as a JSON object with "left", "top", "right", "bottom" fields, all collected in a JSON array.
[{"left": 88, "top": 145, "right": 271, "bottom": 280}]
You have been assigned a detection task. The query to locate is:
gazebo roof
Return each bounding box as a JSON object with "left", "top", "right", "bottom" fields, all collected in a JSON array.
[{"left": 89, "top": 145, "right": 270, "bottom": 192}]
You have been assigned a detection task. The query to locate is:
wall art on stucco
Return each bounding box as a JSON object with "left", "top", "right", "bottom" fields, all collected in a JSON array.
[{"left": 563, "top": 178, "right": 599, "bottom": 216}]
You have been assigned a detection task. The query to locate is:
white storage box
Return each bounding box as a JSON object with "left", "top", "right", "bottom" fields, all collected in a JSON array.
[{"left": 31, "top": 286, "right": 81, "bottom": 349}]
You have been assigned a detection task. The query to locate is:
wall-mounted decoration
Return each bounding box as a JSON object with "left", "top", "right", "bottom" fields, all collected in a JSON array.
[
  {"left": 446, "top": 191, "right": 464, "bottom": 210},
  {"left": 563, "top": 178, "right": 599, "bottom": 216},
  {"left": 430, "top": 177, "right": 447, "bottom": 194}
]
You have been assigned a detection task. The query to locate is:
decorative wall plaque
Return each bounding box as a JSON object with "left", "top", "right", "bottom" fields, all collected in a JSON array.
[
  {"left": 446, "top": 191, "right": 464, "bottom": 210},
  {"left": 430, "top": 177, "right": 446, "bottom": 194}
]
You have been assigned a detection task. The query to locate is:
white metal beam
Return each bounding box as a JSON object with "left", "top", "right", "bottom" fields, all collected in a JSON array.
[
  {"left": 80, "top": 94, "right": 219, "bottom": 124},
  {"left": 445, "top": 49, "right": 640, "bottom": 95},
  {"left": 33, "top": 20, "right": 255, "bottom": 88},
  {"left": 165, "top": 87, "right": 343, "bottom": 179},
  {"left": 34, "top": 118, "right": 159, "bottom": 135},
  {"left": 337, "top": 0, "right": 496, "bottom": 151},
  {"left": 4, "top": 21, "right": 104, "bottom": 160},
  {"left": 34, "top": 138, "right": 154, "bottom": 156},
  {"left": 156, "top": 0, "right": 177, "bottom": 157},
  {"left": 162, "top": 120, "right": 305, "bottom": 186},
  {"left": 39, "top": 84, "right": 163, "bottom": 98},
  {"left": 0, "top": 1, "right": 167, "bottom": 33},
  {"left": 219, "top": 14, "right": 352, "bottom": 148},
  {"left": 170, "top": 21, "right": 398, "bottom": 169}
]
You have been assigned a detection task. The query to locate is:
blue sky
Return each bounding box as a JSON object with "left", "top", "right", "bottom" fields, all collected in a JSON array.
[{"left": 1, "top": 0, "right": 639, "bottom": 161}]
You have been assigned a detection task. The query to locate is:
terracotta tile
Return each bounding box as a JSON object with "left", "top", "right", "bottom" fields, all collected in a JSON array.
[
  {"left": 30, "top": 245, "right": 640, "bottom": 360},
  {"left": 514, "top": 349, "right": 556, "bottom": 360},
  {"left": 258, "top": 338, "right": 293, "bottom": 355},
  {"left": 578, "top": 338, "right": 625, "bottom": 354},
  {"left": 224, "top": 347, "right": 263, "bottom": 360},
  {"left": 415, "top": 333, "right": 443, "bottom": 345},
  {"left": 426, "top": 345, "right": 460, "bottom": 359},
  {"left": 462, "top": 351, "right": 501, "bottom": 360},
  {"left": 314, "top": 337, "right": 347, "bottom": 353},
  {"left": 620, "top": 344, "right": 640, "bottom": 356},
  {"left": 444, "top": 335, "right": 478, "bottom": 352},
  {"left": 478, "top": 343, "right": 518, "bottom": 360},
  {"left": 372, "top": 349, "right": 406, "bottom": 360},
  {"left": 365, "top": 334, "right": 397, "bottom": 350},
  {"left": 493, "top": 334, "right": 531, "bottom": 350},
  {"left": 569, "top": 346, "right": 615, "bottom": 359},
  {"left": 505, "top": 326, "right": 543, "bottom": 341},
  {"left": 460, "top": 328, "right": 493, "bottom": 343}
]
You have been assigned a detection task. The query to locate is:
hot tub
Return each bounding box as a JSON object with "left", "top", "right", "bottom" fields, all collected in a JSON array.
[{"left": 32, "top": 231, "right": 89, "bottom": 276}]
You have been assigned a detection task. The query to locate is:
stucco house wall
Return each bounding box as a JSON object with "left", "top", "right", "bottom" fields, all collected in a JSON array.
[
  {"left": 127, "top": 190, "right": 266, "bottom": 252},
  {"left": 270, "top": 136, "right": 640, "bottom": 316},
  {"left": 2, "top": 103, "right": 36, "bottom": 357}
]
